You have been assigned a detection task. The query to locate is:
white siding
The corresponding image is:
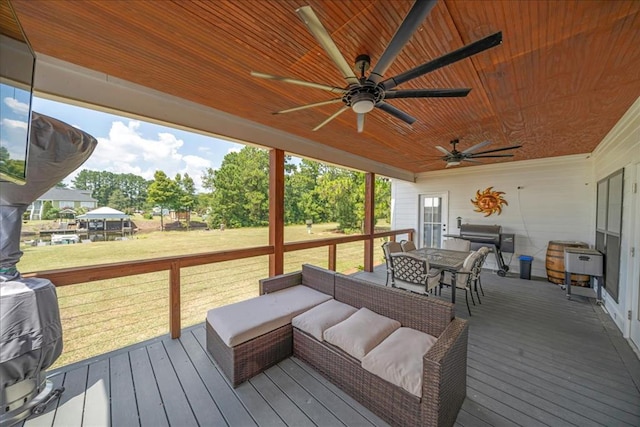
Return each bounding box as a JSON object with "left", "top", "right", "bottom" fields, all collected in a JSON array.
[
  {"left": 392, "top": 156, "right": 593, "bottom": 278},
  {"left": 591, "top": 97, "right": 640, "bottom": 334}
]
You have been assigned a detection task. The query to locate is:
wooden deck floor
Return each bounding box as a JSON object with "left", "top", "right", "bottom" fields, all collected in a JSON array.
[{"left": 23, "top": 269, "right": 640, "bottom": 427}]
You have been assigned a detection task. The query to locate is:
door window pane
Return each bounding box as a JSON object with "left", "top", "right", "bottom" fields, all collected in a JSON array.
[
  {"left": 596, "top": 180, "right": 607, "bottom": 230},
  {"left": 596, "top": 169, "right": 623, "bottom": 303},
  {"left": 607, "top": 173, "right": 623, "bottom": 233},
  {"left": 422, "top": 196, "right": 443, "bottom": 247}
]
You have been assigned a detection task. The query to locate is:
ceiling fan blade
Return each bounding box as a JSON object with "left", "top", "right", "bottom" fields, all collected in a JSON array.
[
  {"left": 296, "top": 6, "right": 359, "bottom": 86},
  {"left": 357, "top": 113, "right": 365, "bottom": 133},
  {"left": 312, "top": 105, "right": 350, "bottom": 131},
  {"left": 368, "top": 0, "right": 437, "bottom": 84},
  {"left": 251, "top": 71, "right": 347, "bottom": 94},
  {"left": 381, "top": 31, "right": 503, "bottom": 91},
  {"left": 468, "top": 154, "right": 515, "bottom": 159},
  {"left": 471, "top": 144, "right": 522, "bottom": 155},
  {"left": 462, "top": 158, "right": 483, "bottom": 163},
  {"left": 376, "top": 102, "right": 417, "bottom": 125},
  {"left": 461, "top": 140, "right": 491, "bottom": 154},
  {"left": 384, "top": 88, "right": 471, "bottom": 99},
  {"left": 275, "top": 98, "right": 344, "bottom": 114},
  {"left": 435, "top": 145, "right": 452, "bottom": 155}
]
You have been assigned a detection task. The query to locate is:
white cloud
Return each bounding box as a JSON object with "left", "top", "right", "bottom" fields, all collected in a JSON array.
[
  {"left": 1, "top": 118, "right": 28, "bottom": 130},
  {"left": 66, "top": 120, "right": 212, "bottom": 190},
  {"left": 227, "top": 143, "right": 243, "bottom": 154},
  {"left": 3, "top": 97, "right": 29, "bottom": 115},
  {"left": 0, "top": 119, "right": 29, "bottom": 158},
  {"left": 182, "top": 154, "right": 211, "bottom": 171}
]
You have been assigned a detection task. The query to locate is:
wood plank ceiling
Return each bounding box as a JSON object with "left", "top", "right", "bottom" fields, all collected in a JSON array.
[{"left": 8, "top": 0, "right": 640, "bottom": 173}]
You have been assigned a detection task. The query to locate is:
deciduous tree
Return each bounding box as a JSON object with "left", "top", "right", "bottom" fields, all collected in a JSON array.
[
  {"left": 203, "top": 147, "right": 270, "bottom": 228},
  {"left": 175, "top": 173, "right": 197, "bottom": 230},
  {"left": 147, "top": 170, "right": 180, "bottom": 231}
]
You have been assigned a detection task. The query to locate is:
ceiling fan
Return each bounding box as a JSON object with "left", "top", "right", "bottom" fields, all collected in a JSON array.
[
  {"left": 436, "top": 139, "right": 522, "bottom": 167},
  {"left": 251, "top": 0, "right": 502, "bottom": 133}
]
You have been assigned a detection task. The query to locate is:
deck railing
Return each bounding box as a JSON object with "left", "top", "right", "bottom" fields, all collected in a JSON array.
[{"left": 24, "top": 228, "right": 414, "bottom": 346}]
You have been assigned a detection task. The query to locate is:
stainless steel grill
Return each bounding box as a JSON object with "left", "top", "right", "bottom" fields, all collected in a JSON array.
[{"left": 458, "top": 224, "right": 515, "bottom": 277}]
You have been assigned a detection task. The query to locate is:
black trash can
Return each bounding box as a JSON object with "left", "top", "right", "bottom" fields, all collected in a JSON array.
[{"left": 519, "top": 255, "right": 533, "bottom": 280}]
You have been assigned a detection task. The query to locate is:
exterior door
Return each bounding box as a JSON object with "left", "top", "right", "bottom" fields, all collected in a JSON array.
[
  {"left": 419, "top": 193, "right": 448, "bottom": 248},
  {"left": 630, "top": 164, "right": 640, "bottom": 349}
]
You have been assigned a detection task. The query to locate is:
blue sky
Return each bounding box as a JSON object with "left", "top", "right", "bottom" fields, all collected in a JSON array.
[{"left": 31, "top": 97, "right": 249, "bottom": 190}]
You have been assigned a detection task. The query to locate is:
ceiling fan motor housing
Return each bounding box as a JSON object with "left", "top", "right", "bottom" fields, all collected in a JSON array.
[{"left": 344, "top": 84, "right": 384, "bottom": 113}]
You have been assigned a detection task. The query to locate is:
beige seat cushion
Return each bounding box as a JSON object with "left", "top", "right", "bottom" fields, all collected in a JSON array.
[
  {"left": 323, "top": 307, "right": 400, "bottom": 360},
  {"left": 292, "top": 299, "right": 357, "bottom": 341},
  {"left": 361, "top": 327, "right": 437, "bottom": 397},
  {"left": 206, "top": 285, "right": 331, "bottom": 347}
]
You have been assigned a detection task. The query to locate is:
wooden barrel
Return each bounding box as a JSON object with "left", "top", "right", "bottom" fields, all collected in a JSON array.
[{"left": 546, "top": 241, "right": 590, "bottom": 286}]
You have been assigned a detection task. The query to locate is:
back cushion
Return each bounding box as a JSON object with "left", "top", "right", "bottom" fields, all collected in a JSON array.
[
  {"left": 361, "top": 327, "right": 438, "bottom": 397},
  {"left": 323, "top": 307, "right": 400, "bottom": 360},
  {"left": 292, "top": 299, "right": 357, "bottom": 341},
  {"left": 334, "top": 274, "right": 453, "bottom": 337}
]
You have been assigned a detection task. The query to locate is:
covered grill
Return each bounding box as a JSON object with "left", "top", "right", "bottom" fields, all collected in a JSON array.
[
  {"left": 1, "top": 113, "right": 97, "bottom": 425},
  {"left": 458, "top": 224, "right": 515, "bottom": 277}
]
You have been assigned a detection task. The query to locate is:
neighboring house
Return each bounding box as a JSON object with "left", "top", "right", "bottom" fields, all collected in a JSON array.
[{"left": 28, "top": 188, "right": 97, "bottom": 220}]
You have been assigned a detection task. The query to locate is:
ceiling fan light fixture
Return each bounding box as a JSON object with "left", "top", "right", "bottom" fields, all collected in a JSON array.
[
  {"left": 447, "top": 160, "right": 461, "bottom": 166},
  {"left": 352, "top": 99, "right": 375, "bottom": 114}
]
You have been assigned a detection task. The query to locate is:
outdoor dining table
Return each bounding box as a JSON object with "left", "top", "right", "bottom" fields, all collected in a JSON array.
[{"left": 408, "top": 247, "right": 471, "bottom": 305}]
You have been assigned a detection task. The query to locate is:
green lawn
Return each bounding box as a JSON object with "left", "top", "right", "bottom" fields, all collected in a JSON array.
[
  {"left": 21, "top": 223, "right": 390, "bottom": 368},
  {"left": 19, "top": 222, "right": 380, "bottom": 271}
]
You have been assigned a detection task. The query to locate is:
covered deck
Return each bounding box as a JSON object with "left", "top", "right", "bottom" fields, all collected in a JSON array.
[{"left": 25, "top": 269, "right": 640, "bottom": 427}]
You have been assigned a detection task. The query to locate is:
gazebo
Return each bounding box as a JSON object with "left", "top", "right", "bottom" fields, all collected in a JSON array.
[
  {"left": 76, "top": 207, "right": 132, "bottom": 241},
  {"left": 57, "top": 208, "right": 76, "bottom": 224}
]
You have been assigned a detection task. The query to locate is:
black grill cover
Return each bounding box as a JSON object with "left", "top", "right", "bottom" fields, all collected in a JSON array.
[{"left": 0, "top": 278, "right": 63, "bottom": 387}]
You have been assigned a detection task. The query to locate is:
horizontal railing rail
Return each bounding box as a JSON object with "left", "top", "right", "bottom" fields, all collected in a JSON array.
[
  {"left": 24, "top": 245, "right": 274, "bottom": 286},
  {"left": 23, "top": 228, "right": 414, "bottom": 339}
]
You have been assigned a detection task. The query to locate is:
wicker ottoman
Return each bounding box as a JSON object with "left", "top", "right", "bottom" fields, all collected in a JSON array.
[{"left": 206, "top": 284, "right": 331, "bottom": 386}]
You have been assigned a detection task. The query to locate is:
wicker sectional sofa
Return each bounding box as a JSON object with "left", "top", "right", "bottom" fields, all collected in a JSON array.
[{"left": 206, "top": 264, "right": 468, "bottom": 427}]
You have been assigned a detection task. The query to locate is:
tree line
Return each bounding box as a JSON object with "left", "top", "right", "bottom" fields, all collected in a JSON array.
[
  {"left": 72, "top": 170, "right": 151, "bottom": 210},
  {"left": 200, "top": 147, "right": 390, "bottom": 230},
  {"left": 70, "top": 146, "right": 390, "bottom": 231}
]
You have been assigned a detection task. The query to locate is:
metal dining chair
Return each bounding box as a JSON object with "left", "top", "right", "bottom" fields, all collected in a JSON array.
[
  {"left": 473, "top": 246, "right": 491, "bottom": 297},
  {"left": 389, "top": 252, "right": 441, "bottom": 295},
  {"left": 439, "top": 250, "right": 482, "bottom": 315},
  {"left": 381, "top": 241, "right": 403, "bottom": 286}
]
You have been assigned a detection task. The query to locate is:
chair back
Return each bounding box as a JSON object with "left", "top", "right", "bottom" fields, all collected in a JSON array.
[
  {"left": 382, "top": 241, "right": 403, "bottom": 286},
  {"left": 390, "top": 252, "right": 431, "bottom": 286},
  {"left": 473, "top": 247, "right": 491, "bottom": 275},
  {"left": 400, "top": 240, "right": 417, "bottom": 252},
  {"left": 443, "top": 238, "right": 471, "bottom": 251},
  {"left": 456, "top": 250, "right": 481, "bottom": 287},
  {"left": 470, "top": 253, "right": 484, "bottom": 280},
  {"left": 383, "top": 241, "right": 402, "bottom": 257},
  {"left": 477, "top": 246, "right": 490, "bottom": 264}
]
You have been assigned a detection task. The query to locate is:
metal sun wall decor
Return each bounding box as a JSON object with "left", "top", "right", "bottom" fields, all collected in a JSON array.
[{"left": 471, "top": 187, "right": 508, "bottom": 216}]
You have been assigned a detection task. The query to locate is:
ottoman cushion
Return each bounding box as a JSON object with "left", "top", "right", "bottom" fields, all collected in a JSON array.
[{"left": 206, "top": 285, "right": 331, "bottom": 347}]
